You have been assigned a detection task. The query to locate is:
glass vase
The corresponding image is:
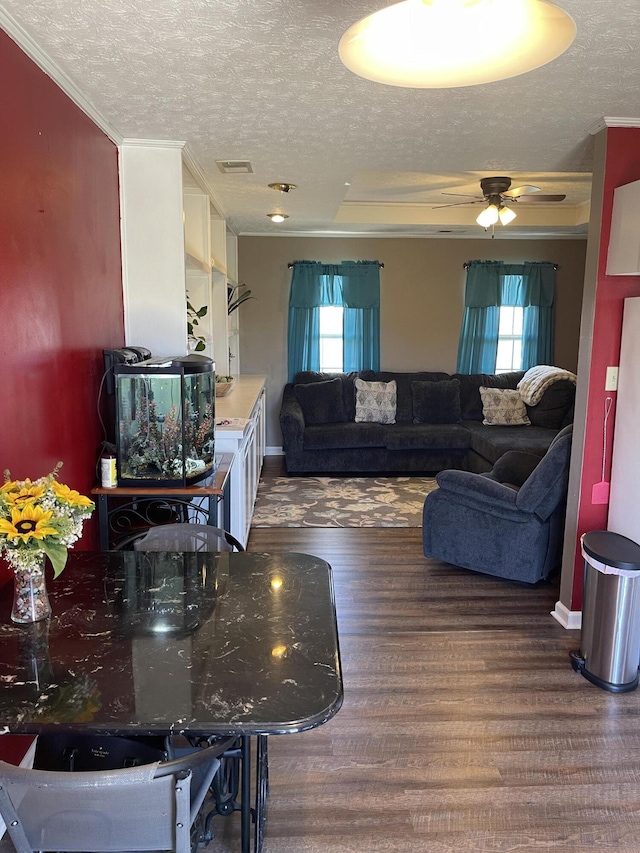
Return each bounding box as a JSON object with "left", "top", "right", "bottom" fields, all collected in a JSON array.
[{"left": 12, "top": 558, "right": 52, "bottom": 624}]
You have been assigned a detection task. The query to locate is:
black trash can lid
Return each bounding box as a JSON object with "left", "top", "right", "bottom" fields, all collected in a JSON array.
[{"left": 582, "top": 530, "right": 640, "bottom": 571}]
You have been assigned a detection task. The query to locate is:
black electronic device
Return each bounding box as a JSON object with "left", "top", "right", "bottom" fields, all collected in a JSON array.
[{"left": 103, "top": 347, "right": 152, "bottom": 394}]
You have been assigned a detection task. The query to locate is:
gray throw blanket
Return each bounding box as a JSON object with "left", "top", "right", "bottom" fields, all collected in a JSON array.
[{"left": 517, "top": 365, "right": 577, "bottom": 406}]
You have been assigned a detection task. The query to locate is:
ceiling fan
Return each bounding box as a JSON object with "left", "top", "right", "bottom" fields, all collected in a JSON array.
[{"left": 435, "top": 176, "right": 566, "bottom": 227}]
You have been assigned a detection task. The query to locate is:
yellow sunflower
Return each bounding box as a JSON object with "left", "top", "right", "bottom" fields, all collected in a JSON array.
[
  {"left": 3, "top": 480, "right": 46, "bottom": 507},
  {"left": 51, "top": 481, "right": 94, "bottom": 509},
  {"left": 0, "top": 504, "right": 59, "bottom": 544}
]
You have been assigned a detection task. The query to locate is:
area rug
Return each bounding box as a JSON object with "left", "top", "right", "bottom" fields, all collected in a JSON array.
[{"left": 251, "top": 474, "right": 438, "bottom": 528}]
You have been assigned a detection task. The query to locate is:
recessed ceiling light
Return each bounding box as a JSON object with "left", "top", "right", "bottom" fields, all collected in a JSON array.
[
  {"left": 268, "top": 183, "right": 297, "bottom": 193},
  {"left": 267, "top": 213, "right": 289, "bottom": 223}
]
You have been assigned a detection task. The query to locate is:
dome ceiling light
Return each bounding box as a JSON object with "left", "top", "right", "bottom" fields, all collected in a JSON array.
[
  {"left": 267, "top": 213, "right": 289, "bottom": 223},
  {"left": 338, "top": 0, "right": 576, "bottom": 88}
]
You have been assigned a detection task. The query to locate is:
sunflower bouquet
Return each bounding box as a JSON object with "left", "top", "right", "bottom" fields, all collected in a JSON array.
[{"left": 0, "top": 463, "right": 94, "bottom": 579}]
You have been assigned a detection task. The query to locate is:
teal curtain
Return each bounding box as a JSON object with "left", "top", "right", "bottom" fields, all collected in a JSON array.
[
  {"left": 288, "top": 261, "right": 380, "bottom": 380},
  {"left": 456, "top": 260, "right": 556, "bottom": 373}
]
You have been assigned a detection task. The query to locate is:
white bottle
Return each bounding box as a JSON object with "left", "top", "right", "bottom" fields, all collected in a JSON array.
[{"left": 100, "top": 455, "right": 117, "bottom": 488}]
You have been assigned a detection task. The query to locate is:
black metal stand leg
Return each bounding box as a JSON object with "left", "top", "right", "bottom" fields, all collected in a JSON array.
[
  {"left": 240, "top": 735, "right": 252, "bottom": 853},
  {"left": 253, "top": 735, "right": 269, "bottom": 853},
  {"left": 98, "top": 495, "right": 109, "bottom": 550}
]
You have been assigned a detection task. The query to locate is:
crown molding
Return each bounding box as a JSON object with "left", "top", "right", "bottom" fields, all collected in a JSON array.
[
  {"left": 182, "top": 145, "right": 230, "bottom": 225},
  {"left": 120, "top": 138, "right": 185, "bottom": 149},
  {"left": 0, "top": 6, "right": 123, "bottom": 144},
  {"left": 587, "top": 116, "right": 640, "bottom": 135}
]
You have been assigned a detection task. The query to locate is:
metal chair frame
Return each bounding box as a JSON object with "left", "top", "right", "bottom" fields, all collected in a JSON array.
[{"left": 0, "top": 740, "right": 233, "bottom": 853}]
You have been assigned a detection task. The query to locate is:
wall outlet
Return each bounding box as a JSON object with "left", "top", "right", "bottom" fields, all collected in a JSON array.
[{"left": 605, "top": 366, "right": 619, "bottom": 391}]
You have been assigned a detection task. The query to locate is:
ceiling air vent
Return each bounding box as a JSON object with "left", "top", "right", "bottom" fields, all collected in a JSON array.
[{"left": 216, "top": 160, "right": 253, "bottom": 174}]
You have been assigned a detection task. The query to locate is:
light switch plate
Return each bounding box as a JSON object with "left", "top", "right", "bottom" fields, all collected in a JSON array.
[{"left": 605, "top": 366, "right": 619, "bottom": 391}]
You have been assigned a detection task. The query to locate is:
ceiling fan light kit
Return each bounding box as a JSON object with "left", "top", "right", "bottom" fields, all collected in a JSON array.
[
  {"left": 338, "top": 0, "right": 576, "bottom": 88},
  {"left": 476, "top": 203, "right": 500, "bottom": 228},
  {"left": 498, "top": 205, "right": 517, "bottom": 225}
]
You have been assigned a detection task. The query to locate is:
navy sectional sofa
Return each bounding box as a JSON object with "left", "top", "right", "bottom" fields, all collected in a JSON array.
[{"left": 279, "top": 369, "right": 575, "bottom": 475}]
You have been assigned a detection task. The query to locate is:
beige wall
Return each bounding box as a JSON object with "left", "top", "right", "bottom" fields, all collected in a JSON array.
[{"left": 238, "top": 236, "right": 587, "bottom": 448}]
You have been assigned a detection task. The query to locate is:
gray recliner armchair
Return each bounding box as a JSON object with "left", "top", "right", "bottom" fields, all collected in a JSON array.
[{"left": 422, "top": 425, "right": 573, "bottom": 584}]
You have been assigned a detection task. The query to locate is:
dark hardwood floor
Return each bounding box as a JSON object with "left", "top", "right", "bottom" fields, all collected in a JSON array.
[{"left": 212, "top": 458, "right": 640, "bottom": 853}]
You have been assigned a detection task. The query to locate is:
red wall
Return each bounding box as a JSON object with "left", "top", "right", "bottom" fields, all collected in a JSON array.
[
  {"left": 571, "top": 127, "right": 640, "bottom": 609},
  {"left": 0, "top": 31, "right": 125, "bottom": 566}
]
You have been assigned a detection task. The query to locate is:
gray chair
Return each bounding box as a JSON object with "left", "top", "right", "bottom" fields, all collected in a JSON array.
[
  {"left": 422, "top": 425, "right": 573, "bottom": 583},
  {"left": 0, "top": 743, "right": 223, "bottom": 853},
  {"left": 117, "top": 523, "right": 244, "bottom": 553}
]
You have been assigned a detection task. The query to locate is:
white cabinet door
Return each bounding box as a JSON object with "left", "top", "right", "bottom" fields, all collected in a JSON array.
[{"left": 608, "top": 297, "right": 640, "bottom": 543}]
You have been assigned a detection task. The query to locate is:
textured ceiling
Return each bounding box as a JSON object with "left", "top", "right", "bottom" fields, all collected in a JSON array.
[{"left": 2, "top": 0, "right": 639, "bottom": 238}]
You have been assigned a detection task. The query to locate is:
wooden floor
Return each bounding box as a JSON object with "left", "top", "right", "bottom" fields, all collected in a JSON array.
[{"left": 211, "top": 459, "right": 640, "bottom": 853}]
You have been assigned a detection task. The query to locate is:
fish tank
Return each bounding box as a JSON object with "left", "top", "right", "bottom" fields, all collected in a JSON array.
[{"left": 114, "top": 354, "right": 215, "bottom": 487}]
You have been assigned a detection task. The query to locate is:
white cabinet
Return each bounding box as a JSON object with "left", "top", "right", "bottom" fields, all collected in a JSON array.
[
  {"left": 606, "top": 179, "right": 640, "bottom": 275},
  {"left": 120, "top": 141, "right": 189, "bottom": 357},
  {"left": 608, "top": 297, "right": 640, "bottom": 542},
  {"left": 120, "top": 143, "right": 240, "bottom": 364},
  {"left": 214, "top": 377, "right": 266, "bottom": 547}
]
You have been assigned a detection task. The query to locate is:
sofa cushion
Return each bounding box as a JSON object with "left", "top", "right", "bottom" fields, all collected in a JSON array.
[
  {"left": 355, "top": 378, "right": 397, "bottom": 424},
  {"left": 480, "top": 387, "right": 531, "bottom": 426},
  {"left": 294, "top": 378, "right": 347, "bottom": 425},
  {"left": 360, "top": 370, "right": 450, "bottom": 422},
  {"left": 303, "top": 422, "right": 386, "bottom": 450},
  {"left": 453, "top": 371, "right": 524, "bottom": 421},
  {"left": 525, "top": 379, "right": 576, "bottom": 429},
  {"left": 385, "top": 423, "right": 471, "bottom": 451},
  {"left": 412, "top": 379, "right": 461, "bottom": 424},
  {"left": 464, "top": 420, "right": 557, "bottom": 465},
  {"left": 293, "top": 372, "right": 359, "bottom": 420}
]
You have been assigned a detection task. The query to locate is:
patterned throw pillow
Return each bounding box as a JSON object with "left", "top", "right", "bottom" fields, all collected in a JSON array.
[
  {"left": 354, "top": 378, "right": 397, "bottom": 424},
  {"left": 479, "top": 387, "right": 531, "bottom": 426}
]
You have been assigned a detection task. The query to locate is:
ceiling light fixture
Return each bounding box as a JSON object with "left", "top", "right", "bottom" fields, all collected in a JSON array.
[
  {"left": 476, "top": 203, "right": 500, "bottom": 228},
  {"left": 267, "top": 213, "right": 289, "bottom": 223},
  {"left": 268, "top": 183, "right": 297, "bottom": 193},
  {"left": 476, "top": 197, "right": 517, "bottom": 228},
  {"left": 498, "top": 205, "right": 517, "bottom": 225},
  {"left": 338, "top": 0, "right": 576, "bottom": 88}
]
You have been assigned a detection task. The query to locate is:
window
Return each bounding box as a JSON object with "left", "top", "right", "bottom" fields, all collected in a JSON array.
[
  {"left": 319, "top": 306, "right": 344, "bottom": 373},
  {"left": 496, "top": 306, "right": 524, "bottom": 373},
  {"left": 288, "top": 261, "right": 380, "bottom": 380},
  {"left": 456, "top": 261, "right": 555, "bottom": 375}
]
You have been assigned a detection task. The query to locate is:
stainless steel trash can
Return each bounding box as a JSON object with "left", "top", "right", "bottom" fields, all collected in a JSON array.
[{"left": 570, "top": 530, "right": 640, "bottom": 692}]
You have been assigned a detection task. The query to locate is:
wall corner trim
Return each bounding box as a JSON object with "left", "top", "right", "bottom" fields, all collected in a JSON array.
[
  {"left": 551, "top": 600, "right": 582, "bottom": 630},
  {"left": 587, "top": 116, "right": 640, "bottom": 135}
]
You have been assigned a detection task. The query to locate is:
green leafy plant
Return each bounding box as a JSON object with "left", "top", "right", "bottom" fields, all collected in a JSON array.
[
  {"left": 187, "top": 300, "right": 208, "bottom": 352},
  {"left": 227, "top": 283, "right": 255, "bottom": 315}
]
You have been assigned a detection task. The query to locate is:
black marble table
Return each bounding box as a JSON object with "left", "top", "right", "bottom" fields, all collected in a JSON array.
[{"left": 0, "top": 550, "right": 343, "bottom": 853}]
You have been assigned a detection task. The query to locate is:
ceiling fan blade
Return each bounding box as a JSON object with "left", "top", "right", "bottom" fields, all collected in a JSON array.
[
  {"left": 514, "top": 193, "right": 567, "bottom": 203},
  {"left": 503, "top": 184, "right": 541, "bottom": 197},
  {"left": 432, "top": 199, "right": 482, "bottom": 209},
  {"left": 440, "top": 192, "right": 484, "bottom": 199}
]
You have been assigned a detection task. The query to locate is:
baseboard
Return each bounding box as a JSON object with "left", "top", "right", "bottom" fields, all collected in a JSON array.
[
  {"left": 266, "top": 446, "right": 284, "bottom": 456},
  {"left": 551, "top": 600, "right": 582, "bottom": 630}
]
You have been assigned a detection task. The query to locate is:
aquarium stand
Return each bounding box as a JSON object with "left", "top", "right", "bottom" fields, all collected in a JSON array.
[{"left": 92, "top": 453, "right": 233, "bottom": 550}]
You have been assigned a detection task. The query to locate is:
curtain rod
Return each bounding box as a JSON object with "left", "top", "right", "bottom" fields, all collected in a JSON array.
[
  {"left": 463, "top": 262, "right": 559, "bottom": 270},
  {"left": 288, "top": 262, "right": 384, "bottom": 268}
]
